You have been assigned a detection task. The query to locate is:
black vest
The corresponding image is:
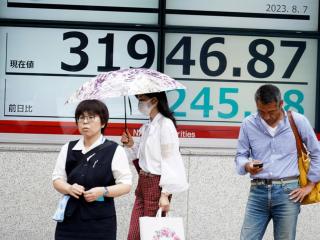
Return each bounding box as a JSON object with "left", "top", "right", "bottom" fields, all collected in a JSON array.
[{"left": 64, "top": 139, "right": 118, "bottom": 220}]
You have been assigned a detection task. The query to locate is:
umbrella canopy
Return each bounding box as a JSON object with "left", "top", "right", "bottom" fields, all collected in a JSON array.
[
  {"left": 66, "top": 68, "right": 186, "bottom": 104},
  {"left": 65, "top": 68, "right": 186, "bottom": 128}
]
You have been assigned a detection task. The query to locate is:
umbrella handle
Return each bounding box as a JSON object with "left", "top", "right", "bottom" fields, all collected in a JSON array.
[{"left": 124, "top": 96, "right": 127, "bottom": 129}]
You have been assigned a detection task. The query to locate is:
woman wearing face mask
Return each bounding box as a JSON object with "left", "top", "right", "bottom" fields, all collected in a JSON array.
[{"left": 121, "top": 91, "right": 189, "bottom": 240}]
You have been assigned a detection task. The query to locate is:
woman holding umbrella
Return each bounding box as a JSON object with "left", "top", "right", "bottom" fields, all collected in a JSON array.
[
  {"left": 52, "top": 99, "right": 132, "bottom": 240},
  {"left": 121, "top": 91, "right": 189, "bottom": 240}
]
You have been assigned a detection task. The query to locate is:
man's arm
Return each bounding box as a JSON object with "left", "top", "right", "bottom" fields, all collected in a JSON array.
[{"left": 235, "top": 121, "right": 251, "bottom": 175}]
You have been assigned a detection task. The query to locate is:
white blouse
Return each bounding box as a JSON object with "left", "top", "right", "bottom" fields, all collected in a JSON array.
[
  {"left": 52, "top": 135, "right": 132, "bottom": 185},
  {"left": 125, "top": 113, "right": 189, "bottom": 194}
]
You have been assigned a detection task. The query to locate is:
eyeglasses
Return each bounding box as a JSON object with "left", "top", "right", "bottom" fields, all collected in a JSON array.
[{"left": 77, "top": 115, "right": 98, "bottom": 123}]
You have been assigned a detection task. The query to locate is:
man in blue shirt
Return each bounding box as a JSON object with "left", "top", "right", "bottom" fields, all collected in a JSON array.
[{"left": 235, "top": 84, "right": 320, "bottom": 240}]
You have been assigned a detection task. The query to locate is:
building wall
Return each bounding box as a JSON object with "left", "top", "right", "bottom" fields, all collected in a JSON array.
[{"left": 0, "top": 143, "right": 319, "bottom": 240}]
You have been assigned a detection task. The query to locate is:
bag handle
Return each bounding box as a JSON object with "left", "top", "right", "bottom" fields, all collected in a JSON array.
[
  {"left": 155, "top": 208, "right": 170, "bottom": 218},
  {"left": 287, "top": 111, "right": 307, "bottom": 156},
  {"left": 156, "top": 208, "right": 163, "bottom": 218}
]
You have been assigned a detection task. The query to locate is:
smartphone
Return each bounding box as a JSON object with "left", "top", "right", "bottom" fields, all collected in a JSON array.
[{"left": 253, "top": 163, "right": 263, "bottom": 168}]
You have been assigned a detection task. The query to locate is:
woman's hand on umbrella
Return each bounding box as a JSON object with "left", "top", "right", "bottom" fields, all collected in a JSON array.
[{"left": 121, "top": 129, "right": 134, "bottom": 147}]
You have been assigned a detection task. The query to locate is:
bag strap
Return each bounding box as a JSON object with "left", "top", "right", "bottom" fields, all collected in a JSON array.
[
  {"left": 287, "top": 111, "right": 307, "bottom": 156},
  {"left": 156, "top": 208, "right": 169, "bottom": 218},
  {"left": 156, "top": 208, "right": 163, "bottom": 218}
]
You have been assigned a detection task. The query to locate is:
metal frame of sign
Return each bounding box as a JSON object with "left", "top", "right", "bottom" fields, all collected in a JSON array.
[{"left": 0, "top": 0, "right": 319, "bottom": 144}]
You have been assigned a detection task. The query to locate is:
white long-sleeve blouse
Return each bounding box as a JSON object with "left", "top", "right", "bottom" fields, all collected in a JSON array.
[{"left": 125, "top": 113, "right": 189, "bottom": 194}]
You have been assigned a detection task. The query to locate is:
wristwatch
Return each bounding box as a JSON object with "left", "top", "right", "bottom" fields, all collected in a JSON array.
[{"left": 103, "top": 187, "right": 109, "bottom": 197}]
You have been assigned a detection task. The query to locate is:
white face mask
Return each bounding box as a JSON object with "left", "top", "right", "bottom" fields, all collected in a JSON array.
[{"left": 138, "top": 99, "right": 154, "bottom": 116}]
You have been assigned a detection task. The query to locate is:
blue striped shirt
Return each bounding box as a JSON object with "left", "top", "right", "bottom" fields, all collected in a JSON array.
[{"left": 235, "top": 111, "right": 320, "bottom": 182}]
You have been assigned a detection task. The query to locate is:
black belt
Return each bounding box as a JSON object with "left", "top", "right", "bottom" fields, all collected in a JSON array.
[{"left": 251, "top": 176, "right": 298, "bottom": 186}]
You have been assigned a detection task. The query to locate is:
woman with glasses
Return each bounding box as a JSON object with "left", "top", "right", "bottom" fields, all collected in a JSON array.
[
  {"left": 121, "top": 91, "right": 189, "bottom": 240},
  {"left": 52, "top": 99, "right": 132, "bottom": 240}
]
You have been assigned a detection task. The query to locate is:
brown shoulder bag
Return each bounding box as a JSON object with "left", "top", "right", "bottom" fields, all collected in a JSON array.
[{"left": 288, "top": 111, "right": 320, "bottom": 205}]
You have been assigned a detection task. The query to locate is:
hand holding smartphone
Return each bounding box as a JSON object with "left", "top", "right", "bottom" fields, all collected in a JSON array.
[{"left": 253, "top": 163, "right": 263, "bottom": 168}]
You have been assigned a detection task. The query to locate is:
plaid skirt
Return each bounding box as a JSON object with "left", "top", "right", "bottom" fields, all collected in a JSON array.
[{"left": 127, "top": 171, "right": 170, "bottom": 240}]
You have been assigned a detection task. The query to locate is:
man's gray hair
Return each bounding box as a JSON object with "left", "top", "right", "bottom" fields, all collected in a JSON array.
[{"left": 254, "top": 84, "right": 282, "bottom": 104}]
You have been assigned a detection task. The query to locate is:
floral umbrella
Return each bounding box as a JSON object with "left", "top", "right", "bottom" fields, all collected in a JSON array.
[{"left": 66, "top": 68, "right": 186, "bottom": 127}]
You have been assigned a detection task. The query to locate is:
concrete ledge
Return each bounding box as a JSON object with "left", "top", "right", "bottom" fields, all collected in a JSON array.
[{"left": 0, "top": 143, "right": 236, "bottom": 156}]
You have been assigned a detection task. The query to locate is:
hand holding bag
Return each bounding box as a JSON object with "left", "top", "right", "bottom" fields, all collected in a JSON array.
[
  {"left": 139, "top": 208, "right": 185, "bottom": 240},
  {"left": 288, "top": 111, "right": 320, "bottom": 205}
]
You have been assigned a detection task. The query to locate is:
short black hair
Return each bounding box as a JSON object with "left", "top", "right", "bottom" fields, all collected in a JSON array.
[
  {"left": 75, "top": 99, "right": 109, "bottom": 134},
  {"left": 255, "top": 84, "right": 282, "bottom": 105}
]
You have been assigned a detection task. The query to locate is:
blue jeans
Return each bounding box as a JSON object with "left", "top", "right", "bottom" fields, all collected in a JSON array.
[{"left": 240, "top": 181, "right": 300, "bottom": 240}]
